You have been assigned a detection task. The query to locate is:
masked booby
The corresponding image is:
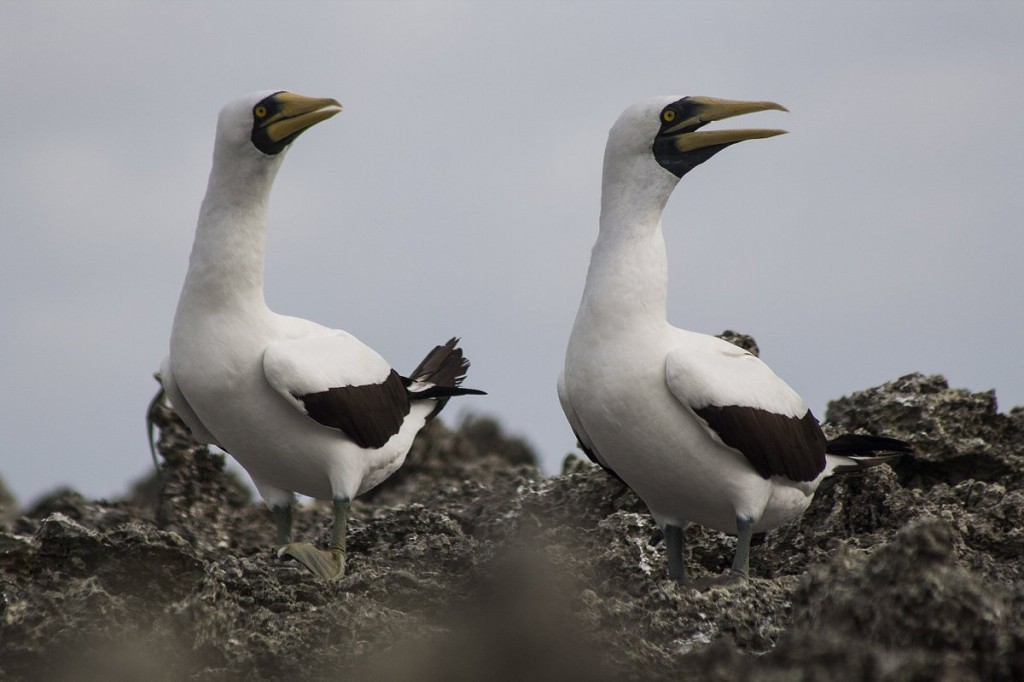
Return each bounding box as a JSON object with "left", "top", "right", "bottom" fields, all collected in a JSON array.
[
  {"left": 558, "top": 96, "right": 910, "bottom": 585},
  {"left": 159, "top": 90, "right": 484, "bottom": 581}
]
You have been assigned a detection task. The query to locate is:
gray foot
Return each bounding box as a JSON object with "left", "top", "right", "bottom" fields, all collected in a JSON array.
[
  {"left": 687, "top": 570, "right": 749, "bottom": 591},
  {"left": 278, "top": 542, "right": 346, "bottom": 581}
]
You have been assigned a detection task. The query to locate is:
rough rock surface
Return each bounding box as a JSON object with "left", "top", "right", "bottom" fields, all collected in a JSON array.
[{"left": 2, "top": 363, "right": 1022, "bottom": 680}]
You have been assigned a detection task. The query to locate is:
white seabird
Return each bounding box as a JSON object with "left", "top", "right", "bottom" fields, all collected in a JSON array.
[
  {"left": 159, "top": 90, "right": 484, "bottom": 581},
  {"left": 558, "top": 96, "right": 909, "bottom": 585}
]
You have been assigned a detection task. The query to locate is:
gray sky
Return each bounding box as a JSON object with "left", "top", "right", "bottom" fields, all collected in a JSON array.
[{"left": 2, "top": 1, "right": 1022, "bottom": 505}]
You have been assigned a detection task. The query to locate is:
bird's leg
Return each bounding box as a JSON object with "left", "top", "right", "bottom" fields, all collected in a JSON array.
[
  {"left": 277, "top": 497, "right": 349, "bottom": 581},
  {"left": 729, "top": 516, "right": 754, "bottom": 581},
  {"left": 328, "top": 497, "right": 349, "bottom": 556},
  {"left": 272, "top": 504, "right": 293, "bottom": 545},
  {"left": 684, "top": 517, "right": 754, "bottom": 590},
  {"left": 664, "top": 524, "right": 686, "bottom": 581}
]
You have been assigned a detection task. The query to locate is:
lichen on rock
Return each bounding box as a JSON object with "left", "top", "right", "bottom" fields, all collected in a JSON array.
[{"left": 1, "top": 358, "right": 1022, "bottom": 680}]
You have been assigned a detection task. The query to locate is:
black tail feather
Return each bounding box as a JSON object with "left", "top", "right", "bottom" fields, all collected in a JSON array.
[
  {"left": 410, "top": 385, "right": 488, "bottom": 399},
  {"left": 405, "top": 337, "right": 486, "bottom": 420},
  {"left": 826, "top": 434, "right": 913, "bottom": 456},
  {"left": 409, "top": 337, "right": 468, "bottom": 387},
  {"left": 826, "top": 433, "right": 912, "bottom": 475}
]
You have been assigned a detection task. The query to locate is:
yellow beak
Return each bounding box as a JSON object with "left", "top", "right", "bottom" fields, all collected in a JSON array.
[
  {"left": 667, "top": 97, "right": 788, "bottom": 152},
  {"left": 261, "top": 93, "right": 343, "bottom": 143}
]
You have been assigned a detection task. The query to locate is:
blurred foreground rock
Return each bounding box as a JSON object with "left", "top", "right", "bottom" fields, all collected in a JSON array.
[{"left": 1, "top": 368, "right": 1022, "bottom": 681}]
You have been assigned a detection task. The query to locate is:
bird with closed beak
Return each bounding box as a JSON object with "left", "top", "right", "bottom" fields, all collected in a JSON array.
[{"left": 157, "top": 90, "right": 484, "bottom": 581}]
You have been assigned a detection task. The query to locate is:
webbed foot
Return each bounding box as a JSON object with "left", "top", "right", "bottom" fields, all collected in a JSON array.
[
  {"left": 687, "top": 569, "right": 749, "bottom": 591},
  {"left": 278, "top": 543, "right": 346, "bottom": 581}
]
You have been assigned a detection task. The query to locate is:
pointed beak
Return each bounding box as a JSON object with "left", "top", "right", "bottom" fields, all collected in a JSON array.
[
  {"left": 261, "top": 93, "right": 343, "bottom": 143},
  {"left": 666, "top": 97, "right": 788, "bottom": 152}
]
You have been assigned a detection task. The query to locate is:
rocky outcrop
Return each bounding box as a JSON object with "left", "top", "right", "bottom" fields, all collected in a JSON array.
[
  {"left": 1, "top": 367, "right": 1022, "bottom": 680},
  {"left": 827, "top": 372, "right": 1024, "bottom": 487}
]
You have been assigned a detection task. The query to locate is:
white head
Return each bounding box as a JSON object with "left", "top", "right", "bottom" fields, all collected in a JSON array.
[
  {"left": 604, "top": 96, "right": 682, "bottom": 172},
  {"left": 608, "top": 95, "right": 787, "bottom": 178},
  {"left": 600, "top": 95, "right": 787, "bottom": 225},
  {"left": 199, "top": 90, "right": 343, "bottom": 212},
  {"left": 193, "top": 90, "right": 340, "bottom": 247},
  {"left": 210, "top": 90, "right": 342, "bottom": 167}
]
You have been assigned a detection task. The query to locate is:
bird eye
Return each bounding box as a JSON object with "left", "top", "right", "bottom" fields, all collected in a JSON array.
[
  {"left": 663, "top": 110, "right": 676, "bottom": 123},
  {"left": 254, "top": 105, "right": 268, "bottom": 118}
]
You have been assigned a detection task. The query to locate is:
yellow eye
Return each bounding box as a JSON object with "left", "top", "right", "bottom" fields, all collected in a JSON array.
[
  {"left": 663, "top": 110, "right": 676, "bottom": 123},
  {"left": 254, "top": 105, "right": 268, "bottom": 118}
]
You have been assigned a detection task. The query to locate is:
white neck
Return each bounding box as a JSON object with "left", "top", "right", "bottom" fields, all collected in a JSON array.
[
  {"left": 577, "top": 151, "right": 679, "bottom": 328},
  {"left": 179, "top": 140, "right": 284, "bottom": 314}
]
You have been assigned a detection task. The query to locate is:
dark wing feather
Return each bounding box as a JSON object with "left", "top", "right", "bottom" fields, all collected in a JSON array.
[
  {"left": 694, "top": 405, "right": 827, "bottom": 482},
  {"left": 295, "top": 370, "right": 411, "bottom": 449}
]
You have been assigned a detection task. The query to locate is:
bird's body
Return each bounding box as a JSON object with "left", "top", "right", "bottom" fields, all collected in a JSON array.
[
  {"left": 160, "top": 91, "right": 482, "bottom": 580},
  {"left": 562, "top": 327, "right": 817, "bottom": 537},
  {"left": 559, "top": 96, "right": 908, "bottom": 583},
  {"left": 166, "top": 314, "right": 431, "bottom": 504}
]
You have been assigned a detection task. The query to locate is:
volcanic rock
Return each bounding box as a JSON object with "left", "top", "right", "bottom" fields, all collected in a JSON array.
[{"left": 1, "top": 357, "right": 1021, "bottom": 680}]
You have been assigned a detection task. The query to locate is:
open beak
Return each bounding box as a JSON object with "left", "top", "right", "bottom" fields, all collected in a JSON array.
[
  {"left": 261, "top": 93, "right": 343, "bottom": 143},
  {"left": 666, "top": 97, "right": 788, "bottom": 153}
]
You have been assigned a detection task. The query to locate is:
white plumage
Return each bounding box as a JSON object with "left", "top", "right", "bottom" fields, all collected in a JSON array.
[
  {"left": 559, "top": 96, "right": 907, "bottom": 583},
  {"left": 159, "top": 90, "right": 482, "bottom": 580}
]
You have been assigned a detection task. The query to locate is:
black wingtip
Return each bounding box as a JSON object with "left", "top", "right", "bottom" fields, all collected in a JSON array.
[{"left": 826, "top": 434, "right": 913, "bottom": 456}]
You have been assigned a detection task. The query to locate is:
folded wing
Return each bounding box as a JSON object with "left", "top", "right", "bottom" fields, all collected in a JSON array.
[
  {"left": 263, "top": 332, "right": 410, "bottom": 449},
  {"left": 664, "top": 337, "right": 826, "bottom": 482}
]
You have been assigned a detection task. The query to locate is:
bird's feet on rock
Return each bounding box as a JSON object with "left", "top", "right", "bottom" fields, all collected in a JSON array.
[
  {"left": 685, "top": 570, "right": 749, "bottom": 591},
  {"left": 278, "top": 543, "right": 346, "bottom": 581}
]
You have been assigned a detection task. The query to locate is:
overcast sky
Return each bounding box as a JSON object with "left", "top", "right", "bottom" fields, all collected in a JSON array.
[{"left": 2, "top": 1, "right": 1022, "bottom": 506}]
